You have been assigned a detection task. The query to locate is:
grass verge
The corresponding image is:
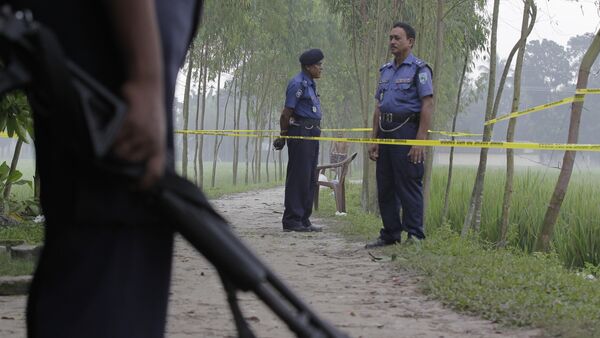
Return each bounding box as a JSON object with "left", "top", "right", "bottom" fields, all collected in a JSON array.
[
  {"left": 0, "top": 223, "right": 43, "bottom": 245},
  {"left": 0, "top": 253, "right": 35, "bottom": 276},
  {"left": 315, "top": 184, "right": 600, "bottom": 338},
  {"left": 203, "top": 180, "right": 282, "bottom": 199}
]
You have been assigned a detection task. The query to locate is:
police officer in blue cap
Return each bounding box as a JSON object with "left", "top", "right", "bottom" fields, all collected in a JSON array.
[
  {"left": 365, "top": 22, "right": 433, "bottom": 248},
  {"left": 273, "top": 48, "right": 324, "bottom": 232}
]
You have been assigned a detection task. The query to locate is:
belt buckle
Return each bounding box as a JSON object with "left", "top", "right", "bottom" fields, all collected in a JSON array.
[{"left": 384, "top": 113, "right": 393, "bottom": 123}]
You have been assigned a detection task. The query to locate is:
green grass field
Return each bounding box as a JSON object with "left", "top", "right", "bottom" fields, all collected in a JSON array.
[{"left": 317, "top": 166, "right": 600, "bottom": 269}]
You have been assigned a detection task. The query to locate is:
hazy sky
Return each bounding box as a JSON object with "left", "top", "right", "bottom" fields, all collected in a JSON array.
[{"left": 491, "top": 0, "right": 600, "bottom": 58}]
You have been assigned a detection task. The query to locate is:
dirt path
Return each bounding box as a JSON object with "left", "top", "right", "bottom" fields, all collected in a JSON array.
[{"left": 1, "top": 186, "right": 541, "bottom": 337}]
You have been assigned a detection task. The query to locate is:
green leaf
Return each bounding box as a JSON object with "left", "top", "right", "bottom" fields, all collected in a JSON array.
[
  {"left": 0, "top": 112, "right": 7, "bottom": 131},
  {"left": 7, "top": 170, "right": 23, "bottom": 184},
  {"left": 0, "top": 162, "right": 9, "bottom": 180},
  {"left": 6, "top": 117, "right": 16, "bottom": 138},
  {"left": 15, "top": 123, "right": 29, "bottom": 143}
]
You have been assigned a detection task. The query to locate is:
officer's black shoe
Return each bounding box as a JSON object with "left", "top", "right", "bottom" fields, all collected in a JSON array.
[
  {"left": 303, "top": 220, "right": 322, "bottom": 232},
  {"left": 307, "top": 225, "right": 322, "bottom": 232},
  {"left": 283, "top": 225, "right": 313, "bottom": 232},
  {"left": 364, "top": 238, "right": 400, "bottom": 249}
]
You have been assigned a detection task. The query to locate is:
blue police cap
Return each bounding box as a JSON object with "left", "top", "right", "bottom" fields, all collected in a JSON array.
[{"left": 299, "top": 49, "right": 324, "bottom": 66}]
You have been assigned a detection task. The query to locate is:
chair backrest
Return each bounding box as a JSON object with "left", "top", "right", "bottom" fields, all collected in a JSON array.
[{"left": 337, "top": 152, "right": 357, "bottom": 185}]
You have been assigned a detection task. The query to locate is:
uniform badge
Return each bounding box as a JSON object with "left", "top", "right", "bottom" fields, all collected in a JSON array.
[
  {"left": 312, "top": 106, "right": 317, "bottom": 113},
  {"left": 419, "top": 72, "right": 428, "bottom": 84},
  {"left": 296, "top": 88, "right": 303, "bottom": 98}
]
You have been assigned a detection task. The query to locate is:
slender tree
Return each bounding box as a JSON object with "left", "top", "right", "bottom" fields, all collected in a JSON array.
[
  {"left": 181, "top": 50, "right": 194, "bottom": 178},
  {"left": 462, "top": 0, "right": 499, "bottom": 236},
  {"left": 442, "top": 51, "right": 469, "bottom": 223},
  {"left": 536, "top": 29, "right": 600, "bottom": 252},
  {"left": 499, "top": 0, "right": 536, "bottom": 245}
]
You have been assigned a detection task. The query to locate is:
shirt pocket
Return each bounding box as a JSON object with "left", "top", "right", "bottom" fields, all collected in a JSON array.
[
  {"left": 377, "top": 80, "right": 390, "bottom": 91},
  {"left": 394, "top": 81, "right": 412, "bottom": 91}
]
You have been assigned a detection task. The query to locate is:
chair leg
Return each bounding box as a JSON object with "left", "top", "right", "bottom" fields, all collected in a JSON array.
[
  {"left": 333, "top": 184, "right": 342, "bottom": 213},
  {"left": 314, "top": 185, "right": 320, "bottom": 210},
  {"left": 340, "top": 184, "right": 346, "bottom": 213}
]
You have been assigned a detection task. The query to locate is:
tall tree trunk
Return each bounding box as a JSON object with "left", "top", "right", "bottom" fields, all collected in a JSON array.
[
  {"left": 244, "top": 98, "right": 252, "bottom": 185},
  {"left": 442, "top": 52, "right": 469, "bottom": 223},
  {"left": 416, "top": 0, "right": 425, "bottom": 57},
  {"left": 197, "top": 45, "right": 209, "bottom": 187},
  {"left": 536, "top": 29, "right": 600, "bottom": 252},
  {"left": 462, "top": 0, "right": 500, "bottom": 236},
  {"left": 233, "top": 55, "right": 247, "bottom": 186},
  {"left": 181, "top": 49, "right": 194, "bottom": 178},
  {"left": 250, "top": 68, "right": 273, "bottom": 183},
  {"left": 424, "top": 0, "right": 444, "bottom": 225},
  {"left": 355, "top": 0, "right": 369, "bottom": 212},
  {"left": 252, "top": 108, "right": 260, "bottom": 183},
  {"left": 212, "top": 74, "right": 234, "bottom": 188},
  {"left": 2, "top": 139, "right": 23, "bottom": 214},
  {"left": 192, "top": 58, "right": 202, "bottom": 184},
  {"left": 265, "top": 96, "right": 273, "bottom": 182},
  {"left": 210, "top": 70, "right": 222, "bottom": 188},
  {"left": 500, "top": 0, "right": 535, "bottom": 246}
]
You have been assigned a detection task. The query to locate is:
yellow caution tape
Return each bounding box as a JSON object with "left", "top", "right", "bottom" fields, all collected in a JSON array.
[
  {"left": 321, "top": 128, "right": 371, "bottom": 132},
  {"left": 485, "top": 96, "right": 578, "bottom": 126},
  {"left": 576, "top": 88, "right": 600, "bottom": 94},
  {"left": 191, "top": 128, "right": 373, "bottom": 133},
  {"left": 485, "top": 88, "right": 600, "bottom": 126},
  {"left": 175, "top": 130, "right": 600, "bottom": 152},
  {"left": 181, "top": 128, "right": 478, "bottom": 136},
  {"left": 427, "top": 130, "right": 482, "bottom": 137}
]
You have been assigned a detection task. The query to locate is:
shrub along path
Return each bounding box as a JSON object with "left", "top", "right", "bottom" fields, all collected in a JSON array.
[{"left": 0, "top": 186, "right": 541, "bottom": 337}]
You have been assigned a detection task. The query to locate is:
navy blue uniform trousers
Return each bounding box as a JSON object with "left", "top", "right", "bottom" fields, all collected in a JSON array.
[
  {"left": 376, "top": 120, "right": 425, "bottom": 242},
  {"left": 282, "top": 124, "right": 320, "bottom": 229},
  {"left": 8, "top": 1, "right": 201, "bottom": 337}
]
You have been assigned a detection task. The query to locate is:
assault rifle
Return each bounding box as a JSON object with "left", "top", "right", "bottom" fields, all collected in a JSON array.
[{"left": 0, "top": 6, "right": 349, "bottom": 338}]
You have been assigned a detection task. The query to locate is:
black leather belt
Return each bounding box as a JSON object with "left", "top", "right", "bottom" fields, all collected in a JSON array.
[
  {"left": 291, "top": 116, "right": 321, "bottom": 127},
  {"left": 380, "top": 113, "right": 419, "bottom": 123}
]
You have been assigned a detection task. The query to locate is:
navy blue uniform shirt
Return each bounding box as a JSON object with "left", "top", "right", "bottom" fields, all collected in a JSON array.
[
  {"left": 285, "top": 71, "right": 322, "bottom": 119},
  {"left": 375, "top": 53, "right": 433, "bottom": 114}
]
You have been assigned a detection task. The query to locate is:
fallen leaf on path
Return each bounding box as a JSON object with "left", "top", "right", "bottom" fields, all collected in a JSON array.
[
  {"left": 368, "top": 252, "right": 395, "bottom": 262},
  {"left": 246, "top": 316, "right": 260, "bottom": 323}
]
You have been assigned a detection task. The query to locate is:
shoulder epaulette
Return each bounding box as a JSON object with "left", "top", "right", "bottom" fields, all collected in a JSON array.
[
  {"left": 413, "top": 57, "right": 433, "bottom": 80},
  {"left": 379, "top": 62, "right": 392, "bottom": 72},
  {"left": 413, "top": 58, "right": 427, "bottom": 68}
]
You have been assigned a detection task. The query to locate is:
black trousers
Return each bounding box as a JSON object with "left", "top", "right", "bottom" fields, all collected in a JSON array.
[
  {"left": 17, "top": 1, "right": 200, "bottom": 337},
  {"left": 282, "top": 123, "right": 320, "bottom": 229},
  {"left": 376, "top": 121, "right": 426, "bottom": 242}
]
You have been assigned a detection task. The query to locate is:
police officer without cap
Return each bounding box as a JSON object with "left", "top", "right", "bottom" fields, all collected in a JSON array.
[
  {"left": 365, "top": 22, "right": 433, "bottom": 248},
  {"left": 274, "top": 49, "right": 324, "bottom": 232}
]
